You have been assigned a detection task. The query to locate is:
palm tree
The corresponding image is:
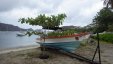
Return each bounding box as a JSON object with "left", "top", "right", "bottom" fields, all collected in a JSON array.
[{"left": 104, "top": 0, "right": 113, "bottom": 8}]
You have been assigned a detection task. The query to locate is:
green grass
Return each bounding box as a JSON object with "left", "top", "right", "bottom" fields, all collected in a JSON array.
[{"left": 92, "top": 33, "right": 113, "bottom": 43}]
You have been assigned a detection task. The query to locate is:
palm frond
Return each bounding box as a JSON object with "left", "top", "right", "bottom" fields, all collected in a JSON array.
[{"left": 103, "top": 0, "right": 113, "bottom": 8}]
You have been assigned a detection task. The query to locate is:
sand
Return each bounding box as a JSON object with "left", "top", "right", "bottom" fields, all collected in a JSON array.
[
  {"left": 0, "top": 41, "right": 113, "bottom": 64},
  {"left": 0, "top": 45, "right": 39, "bottom": 54}
]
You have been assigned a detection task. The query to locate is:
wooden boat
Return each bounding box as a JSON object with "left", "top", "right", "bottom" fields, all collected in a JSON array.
[{"left": 36, "top": 33, "right": 90, "bottom": 52}]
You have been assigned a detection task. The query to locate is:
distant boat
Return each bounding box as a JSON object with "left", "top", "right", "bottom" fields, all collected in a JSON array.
[
  {"left": 36, "top": 33, "right": 90, "bottom": 53},
  {"left": 17, "top": 32, "right": 25, "bottom": 37}
]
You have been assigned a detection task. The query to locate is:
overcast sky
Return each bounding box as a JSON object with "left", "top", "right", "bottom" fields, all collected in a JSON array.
[{"left": 0, "top": 0, "right": 104, "bottom": 29}]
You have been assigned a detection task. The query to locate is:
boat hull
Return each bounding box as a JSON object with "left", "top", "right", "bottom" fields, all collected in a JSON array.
[
  {"left": 36, "top": 33, "right": 90, "bottom": 52},
  {"left": 37, "top": 36, "right": 80, "bottom": 52},
  {"left": 38, "top": 41, "right": 80, "bottom": 52}
]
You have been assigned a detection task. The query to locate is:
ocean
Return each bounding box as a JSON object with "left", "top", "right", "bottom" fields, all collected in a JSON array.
[{"left": 0, "top": 31, "right": 39, "bottom": 49}]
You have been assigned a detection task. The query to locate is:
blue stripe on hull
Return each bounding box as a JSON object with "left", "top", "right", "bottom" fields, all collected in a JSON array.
[{"left": 38, "top": 41, "right": 80, "bottom": 52}]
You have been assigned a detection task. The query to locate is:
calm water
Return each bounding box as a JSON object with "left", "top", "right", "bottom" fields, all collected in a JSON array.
[{"left": 0, "top": 31, "right": 39, "bottom": 49}]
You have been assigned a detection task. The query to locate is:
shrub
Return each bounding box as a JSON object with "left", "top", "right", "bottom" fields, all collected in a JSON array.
[
  {"left": 47, "top": 29, "right": 75, "bottom": 37},
  {"left": 92, "top": 33, "right": 113, "bottom": 43}
]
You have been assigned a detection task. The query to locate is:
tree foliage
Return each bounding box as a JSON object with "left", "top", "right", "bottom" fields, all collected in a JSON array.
[
  {"left": 104, "top": 0, "right": 113, "bottom": 8},
  {"left": 18, "top": 14, "right": 67, "bottom": 29},
  {"left": 93, "top": 7, "right": 113, "bottom": 32}
]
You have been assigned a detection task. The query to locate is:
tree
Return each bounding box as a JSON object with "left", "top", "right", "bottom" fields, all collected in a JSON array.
[
  {"left": 18, "top": 14, "right": 67, "bottom": 36},
  {"left": 107, "top": 24, "right": 113, "bottom": 31},
  {"left": 93, "top": 7, "right": 113, "bottom": 32},
  {"left": 19, "top": 14, "right": 67, "bottom": 30},
  {"left": 83, "top": 23, "right": 96, "bottom": 32},
  {"left": 104, "top": 0, "right": 113, "bottom": 8}
]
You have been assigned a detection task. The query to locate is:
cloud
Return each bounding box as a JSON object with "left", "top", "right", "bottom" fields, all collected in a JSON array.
[
  {"left": 0, "top": 0, "right": 104, "bottom": 29},
  {"left": 57, "top": 0, "right": 103, "bottom": 26},
  {"left": 0, "top": 0, "right": 19, "bottom": 12},
  {"left": 0, "top": 0, "right": 63, "bottom": 12},
  {"left": 0, "top": 0, "right": 39, "bottom": 12}
]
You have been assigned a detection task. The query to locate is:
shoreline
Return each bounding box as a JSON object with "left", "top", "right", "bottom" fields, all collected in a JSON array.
[{"left": 0, "top": 45, "right": 40, "bottom": 54}]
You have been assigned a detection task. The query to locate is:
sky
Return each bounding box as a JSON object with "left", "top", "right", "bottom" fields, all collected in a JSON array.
[{"left": 0, "top": 0, "right": 104, "bottom": 29}]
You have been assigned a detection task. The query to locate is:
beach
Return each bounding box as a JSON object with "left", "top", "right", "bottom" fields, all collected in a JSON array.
[
  {"left": 0, "top": 45, "right": 39, "bottom": 54},
  {"left": 0, "top": 41, "right": 113, "bottom": 64}
]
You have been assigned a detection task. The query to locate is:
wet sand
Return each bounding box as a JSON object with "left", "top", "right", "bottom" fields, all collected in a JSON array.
[{"left": 0, "top": 42, "right": 113, "bottom": 64}]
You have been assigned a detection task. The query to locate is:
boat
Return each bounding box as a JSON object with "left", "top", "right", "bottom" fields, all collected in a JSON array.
[
  {"left": 36, "top": 32, "right": 90, "bottom": 53},
  {"left": 17, "top": 33, "right": 25, "bottom": 36},
  {"left": 17, "top": 32, "right": 25, "bottom": 36}
]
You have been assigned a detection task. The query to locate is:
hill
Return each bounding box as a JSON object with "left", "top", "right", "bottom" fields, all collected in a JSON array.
[{"left": 0, "top": 23, "right": 32, "bottom": 31}]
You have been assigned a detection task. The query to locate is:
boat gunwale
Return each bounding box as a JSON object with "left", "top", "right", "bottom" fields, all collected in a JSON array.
[
  {"left": 40, "top": 34, "right": 86, "bottom": 40},
  {"left": 36, "top": 33, "right": 89, "bottom": 40}
]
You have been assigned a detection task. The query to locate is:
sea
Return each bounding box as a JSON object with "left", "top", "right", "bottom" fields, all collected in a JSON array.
[{"left": 0, "top": 31, "right": 39, "bottom": 49}]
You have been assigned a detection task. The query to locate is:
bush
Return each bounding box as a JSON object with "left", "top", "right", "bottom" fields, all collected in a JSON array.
[
  {"left": 47, "top": 29, "right": 75, "bottom": 37},
  {"left": 92, "top": 33, "right": 113, "bottom": 43}
]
